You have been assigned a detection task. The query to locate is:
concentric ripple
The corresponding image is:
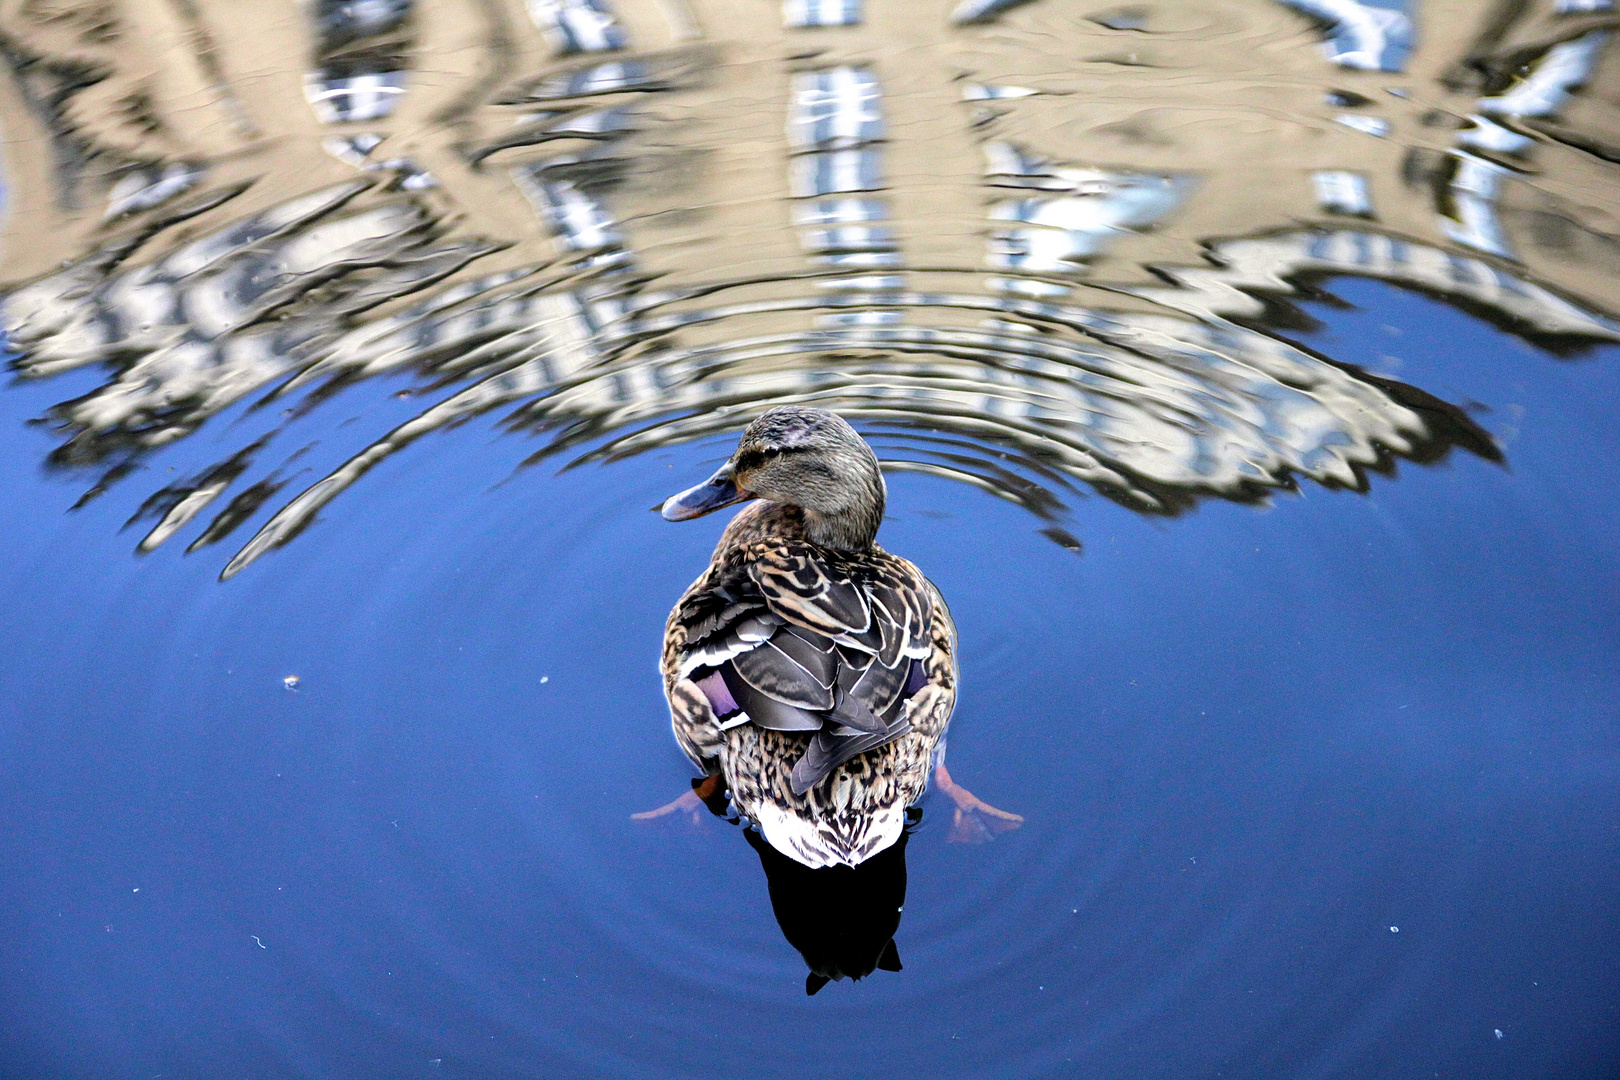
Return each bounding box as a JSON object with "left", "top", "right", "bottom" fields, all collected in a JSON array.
[{"left": 3, "top": 0, "right": 1617, "bottom": 579}]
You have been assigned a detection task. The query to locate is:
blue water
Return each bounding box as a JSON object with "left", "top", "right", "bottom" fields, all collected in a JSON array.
[{"left": 2, "top": 276, "right": 1616, "bottom": 1078}]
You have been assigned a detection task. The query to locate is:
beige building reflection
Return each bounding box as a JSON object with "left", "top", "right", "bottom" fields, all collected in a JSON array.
[{"left": 1, "top": 0, "right": 1616, "bottom": 574}]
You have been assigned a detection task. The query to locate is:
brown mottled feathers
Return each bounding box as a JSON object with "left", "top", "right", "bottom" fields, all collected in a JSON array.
[
  {"left": 664, "top": 548, "right": 957, "bottom": 864},
  {"left": 663, "top": 499, "right": 954, "bottom": 808},
  {"left": 669, "top": 535, "right": 938, "bottom": 796},
  {"left": 682, "top": 540, "right": 931, "bottom": 669}
]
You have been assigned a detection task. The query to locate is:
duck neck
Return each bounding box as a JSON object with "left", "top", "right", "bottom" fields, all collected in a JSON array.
[{"left": 802, "top": 469, "right": 885, "bottom": 552}]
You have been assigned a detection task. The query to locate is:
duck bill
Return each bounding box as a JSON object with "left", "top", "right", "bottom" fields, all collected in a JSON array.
[{"left": 660, "top": 463, "right": 751, "bottom": 521}]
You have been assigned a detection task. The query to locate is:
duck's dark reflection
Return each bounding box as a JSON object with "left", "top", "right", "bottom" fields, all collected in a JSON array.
[
  {"left": 657, "top": 775, "right": 916, "bottom": 994},
  {"left": 650, "top": 764, "right": 1020, "bottom": 990},
  {"left": 744, "top": 820, "right": 912, "bottom": 996}
]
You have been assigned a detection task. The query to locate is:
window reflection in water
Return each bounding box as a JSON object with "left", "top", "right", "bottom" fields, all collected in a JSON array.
[{"left": 4, "top": 0, "right": 1616, "bottom": 577}]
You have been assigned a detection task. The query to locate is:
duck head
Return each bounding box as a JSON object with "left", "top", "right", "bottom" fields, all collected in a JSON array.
[{"left": 660, "top": 406, "right": 887, "bottom": 551}]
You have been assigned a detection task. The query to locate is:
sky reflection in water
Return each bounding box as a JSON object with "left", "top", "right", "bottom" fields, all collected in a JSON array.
[{"left": 0, "top": 0, "right": 1617, "bottom": 1076}]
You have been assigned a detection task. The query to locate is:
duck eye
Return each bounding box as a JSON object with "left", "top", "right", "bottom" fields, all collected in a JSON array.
[
  {"left": 734, "top": 447, "right": 774, "bottom": 473},
  {"left": 736, "top": 444, "right": 797, "bottom": 473}
]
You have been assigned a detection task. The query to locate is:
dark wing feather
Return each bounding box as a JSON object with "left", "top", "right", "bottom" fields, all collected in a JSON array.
[
  {"left": 791, "top": 714, "right": 914, "bottom": 795},
  {"left": 837, "top": 652, "right": 908, "bottom": 721},
  {"left": 722, "top": 666, "right": 824, "bottom": 731},
  {"left": 747, "top": 541, "right": 933, "bottom": 668},
  {"left": 674, "top": 538, "right": 939, "bottom": 793},
  {"left": 731, "top": 637, "right": 836, "bottom": 710},
  {"left": 827, "top": 687, "right": 888, "bottom": 736},
  {"left": 681, "top": 584, "right": 757, "bottom": 645},
  {"left": 856, "top": 555, "right": 934, "bottom": 668}
]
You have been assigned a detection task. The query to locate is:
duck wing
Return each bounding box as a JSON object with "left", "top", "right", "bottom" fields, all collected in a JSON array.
[
  {"left": 747, "top": 541, "right": 933, "bottom": 669},
  {"left": 673, "top": 539, "right": 936, "bottom": 793}
]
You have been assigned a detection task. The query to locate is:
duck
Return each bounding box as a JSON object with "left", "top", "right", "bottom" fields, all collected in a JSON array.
[{"left": 639, "top": 405, "right": 1021, "bottom": 869}]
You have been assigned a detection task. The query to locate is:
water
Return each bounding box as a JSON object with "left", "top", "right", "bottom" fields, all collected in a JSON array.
[{"left": 2, "top": 0, "right": 1618, "bottom": 1076}]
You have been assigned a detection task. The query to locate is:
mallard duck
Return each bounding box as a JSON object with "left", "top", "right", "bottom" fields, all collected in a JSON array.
[{"left": 639, "top": 406, "right": 1020, "bottom": 869}]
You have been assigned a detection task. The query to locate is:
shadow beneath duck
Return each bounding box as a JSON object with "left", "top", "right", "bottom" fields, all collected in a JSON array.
[
  {"left": 744, "top": 819, "right": 913, "bottom": 996},
  {"left": 634, "top": 766, "right": 1021, "bottom": 991}
]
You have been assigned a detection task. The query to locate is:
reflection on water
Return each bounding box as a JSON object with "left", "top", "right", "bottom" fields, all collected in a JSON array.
[
  {"left": 1, "top": 0, "right": 1617, "bottom": 580},
  {"left": 745, "top": 822, "right": 911, "bottom": 996},
  {"left": 668, "top": 770, "right": 918, "bottom": 993}
]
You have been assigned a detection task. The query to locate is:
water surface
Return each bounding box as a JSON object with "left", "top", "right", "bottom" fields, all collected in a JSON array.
[{"left": 1, "top": 0, "right": 1617, "bottom": 1076}]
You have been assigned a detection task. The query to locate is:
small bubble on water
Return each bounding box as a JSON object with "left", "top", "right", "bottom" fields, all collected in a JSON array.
[
  {"left": 540, "top": 676, "right": 549, "bottom": 684},
  {"left": 1390, "top": 926, "right": 1399, "bottom": 933}
]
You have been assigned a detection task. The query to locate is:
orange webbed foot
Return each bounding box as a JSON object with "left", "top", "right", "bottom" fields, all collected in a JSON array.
[
  {"left": 934, "top": 762, "right": 1024, "bottom": 844},
  {"left": 631, "top": 775, "right": 725, "bottom": 826},
  {"left": 631, "top": 789, "right": 705, "bottom": 825}
]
